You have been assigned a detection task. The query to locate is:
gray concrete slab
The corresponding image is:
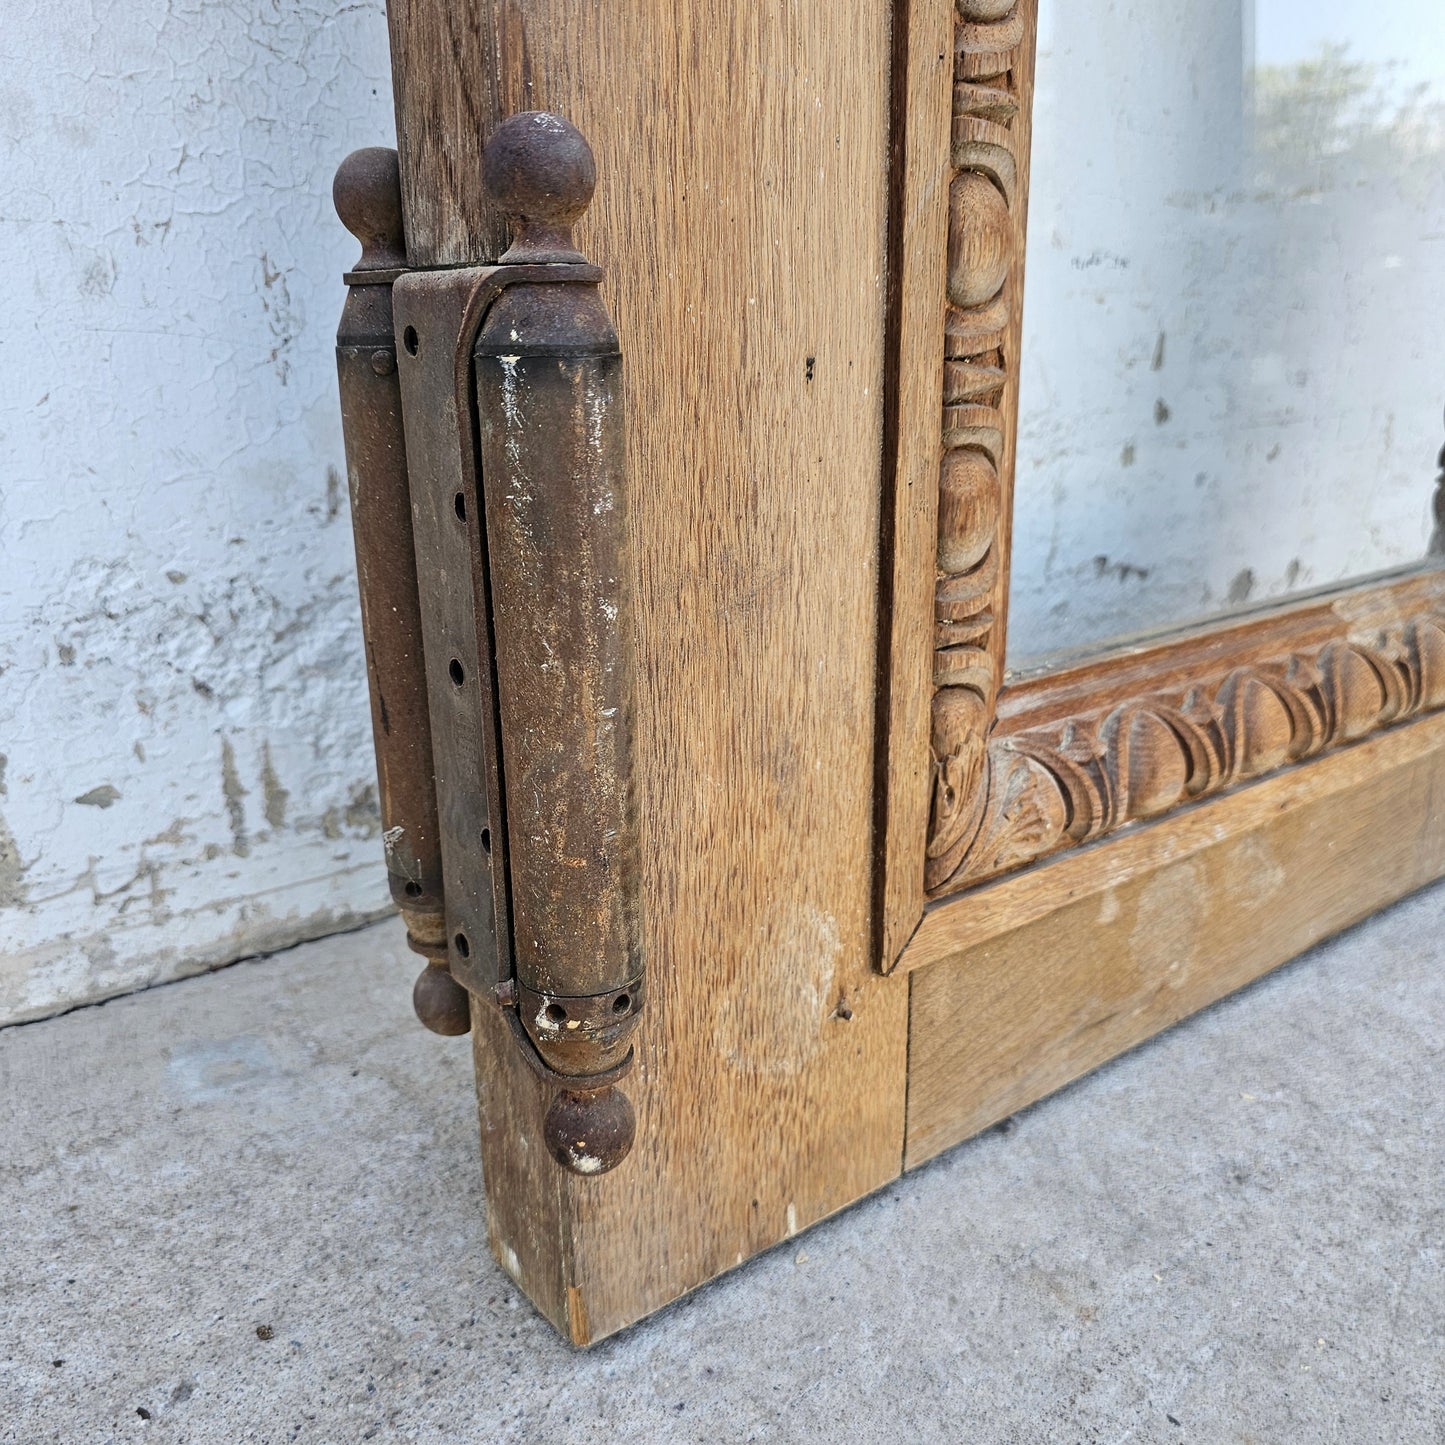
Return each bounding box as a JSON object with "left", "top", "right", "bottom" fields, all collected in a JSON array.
[{"left": 3, "top": 883, "right": 1443, "bottom": 1444}]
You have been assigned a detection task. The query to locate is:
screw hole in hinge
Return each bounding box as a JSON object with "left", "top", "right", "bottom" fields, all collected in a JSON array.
[
  {"left": 403, "top": 325, "right": 419, "bottom": 356},
  {"left": 612, "top": 992, "right": 631, "bottom": 1014},
  {"left": 449, "top": 658, "right": 465, "bottom": 687},
  {"left": 403, "top": 881, "right": 422, "bottom": 899},
  {"left": 454, "top": 933, "right": 471, "bottom": 959},
  {"left": 454, "top": 491, "right": 466, "bottom": 522},
  {"left": 545, "top": 1003, "right": 567, "bottom": 1023}
]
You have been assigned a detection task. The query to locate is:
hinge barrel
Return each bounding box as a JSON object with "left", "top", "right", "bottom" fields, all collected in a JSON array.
[
  {"left": 333, "top": 147, "right": 469, "bottom": 1035},
  {"left": 474, "top": 114, "right": 644, "bottom": 1173}
]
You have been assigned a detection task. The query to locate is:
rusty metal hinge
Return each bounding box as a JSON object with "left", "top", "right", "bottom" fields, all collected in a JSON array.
[
  {"left": 333, "top": 147, "right": 467, "bottom": 1035},
  {"left": 333, "top": 115, "right": 643, "bottom": 1175}
]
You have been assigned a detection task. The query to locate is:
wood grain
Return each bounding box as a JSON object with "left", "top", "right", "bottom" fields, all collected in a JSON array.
[
  {"left": 905, "top": 706, "right": 1445, "bottom": 1166},
  {"left": 386, "top": 0, "right": 506, "bottom": 266},
  {"left": 877, "top": 0, "right": 955, "bottom": 968},
  {"left": 391, "top": 0, "right": 911, "bottom": 1341}
]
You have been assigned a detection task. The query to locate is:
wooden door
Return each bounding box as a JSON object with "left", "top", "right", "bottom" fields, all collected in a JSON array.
[{"left": 378, "top": 0, "right": 1445, "bottom": 1342}]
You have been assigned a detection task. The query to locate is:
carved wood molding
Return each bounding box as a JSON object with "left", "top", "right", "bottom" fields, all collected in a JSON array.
[
  {"left": 922, "top": 9, "right": 1445, "bottom": 905},
  {"left": 925, "top": 0, "right": 1035, "bottom": 893},
  {"left": 935, "top": 591, "right": 1445, "bottom": 893}
]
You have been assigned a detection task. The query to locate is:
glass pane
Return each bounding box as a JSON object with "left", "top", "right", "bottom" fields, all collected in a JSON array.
[{"left": 1008, "top": 0, "right": 1445, "bottom": 668}]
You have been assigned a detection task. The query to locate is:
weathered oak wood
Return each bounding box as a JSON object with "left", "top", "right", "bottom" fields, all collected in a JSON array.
[
  {"left": 390, "top": 0, "right": 910, "bottom": 1342},
  {"left": 905, "top": 706, "right": 1445, "bottom": 1165},
  {"left": 382, "top": 0, "right": 1445, "bottom": 1345},
  {"left": 385, "top": 1, "right": 506, "bottom": 266},
  {"left": 878, "top": 0, "right": 955, "bottom": 968}
]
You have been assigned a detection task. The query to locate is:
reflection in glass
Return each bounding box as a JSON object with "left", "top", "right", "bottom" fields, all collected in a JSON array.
[{"left": 1009, "top": 0, "right": 1445, "bottom": 668}]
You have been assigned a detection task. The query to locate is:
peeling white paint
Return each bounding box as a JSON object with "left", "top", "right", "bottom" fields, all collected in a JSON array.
[
  {"left": 381, "top": 825, "right": 407, "bottom": 867},
  {"left": 497, "top": 357, "right": 524, "bottom": 472},
  {"left": 584, "top": 375, "right": 607, "bottom": 456},
  {"left": 499, "top": 1243, "right": 523, "bottom": 1281},
  {"left": 0, "top": 0, "right": 397, "bottom": 1023}
]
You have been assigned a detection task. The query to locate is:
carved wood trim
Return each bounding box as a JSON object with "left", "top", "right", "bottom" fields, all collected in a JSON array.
[
  {"left": 920, "top": 14, "right": 1445, "bottom": 908},
  {"left": 932, "top": 570, "right": 1445, "bottom": 893},
  {"left": 924, "top": 0, "right": 1037, "bottom": 894}
]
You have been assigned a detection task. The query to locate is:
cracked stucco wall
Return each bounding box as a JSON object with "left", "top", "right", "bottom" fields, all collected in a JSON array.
[{"left": 1, "top": 0, "right": 398, "bottom": 1023}]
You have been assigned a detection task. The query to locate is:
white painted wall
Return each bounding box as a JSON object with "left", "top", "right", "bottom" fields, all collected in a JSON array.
[
  {"left": 0, "top": 0, "right": 397, "bottom": 1022},
  {"left": 9, "top": 0, "right": 1441, "bottom": 1021},
  {"left": 1011, "top": 0, "right": 1445, "bottom": 665}
]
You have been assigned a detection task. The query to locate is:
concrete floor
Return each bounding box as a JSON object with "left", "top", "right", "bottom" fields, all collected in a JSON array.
[{"left": 4, "top": 885, "right": 1443, "bottom": 1444}]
